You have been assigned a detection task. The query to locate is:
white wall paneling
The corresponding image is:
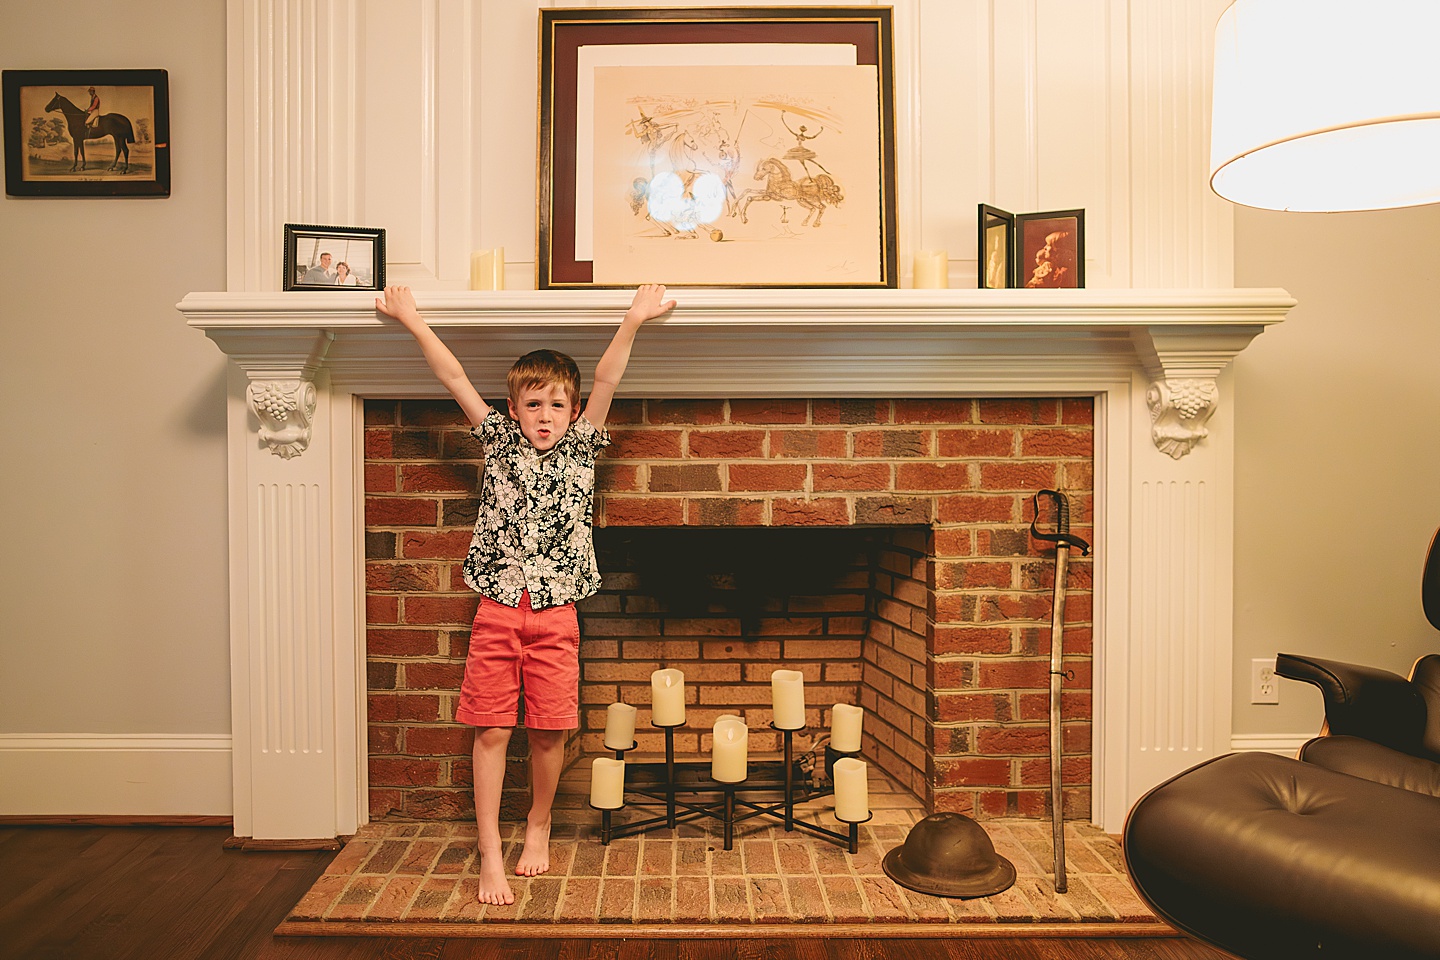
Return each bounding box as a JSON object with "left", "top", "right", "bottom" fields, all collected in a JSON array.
[{"left": 213, "top": 0, "right": 1284, "bottom": 838}]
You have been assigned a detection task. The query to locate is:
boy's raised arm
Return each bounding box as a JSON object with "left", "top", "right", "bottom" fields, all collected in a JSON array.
[
  {"left": 584, "top": 284, "right": 676, "bottom": 429},
  {"left": 376, "top": 285, "right": 492, "bottom": 427}
]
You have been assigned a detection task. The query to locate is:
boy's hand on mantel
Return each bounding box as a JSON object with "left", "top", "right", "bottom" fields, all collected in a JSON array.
[
  {"left": 625, "top": 283, "right": 678, "bottom": 325},
  {"left": 375, "top": 284, "right": 422, "bottom": 325}
]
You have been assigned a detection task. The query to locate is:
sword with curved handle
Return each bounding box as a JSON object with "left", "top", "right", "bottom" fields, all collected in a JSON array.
[{"left": 1030, "top": 489, "right": 1089, "bottom": 894}]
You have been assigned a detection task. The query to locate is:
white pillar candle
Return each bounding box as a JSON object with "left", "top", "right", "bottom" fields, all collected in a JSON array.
[
  {"left": 603, "top": 702, "right": 637, "bottom": 750},
  {"left": 469, "top": 247, "right": 505, "bottom": 290},
  {"left": 651, "top": 668, "right": 686, "bottom": 726},
  {"left": 830, "top": 703, "right": 864, "bottom": 752},
  {"left": 833, "top": 757, "right": 869, "bottom": 821},
  {"left": 771, "top": 669, "right": 806, "bottom": 730},
  {"left": 589, "top": 757, "right": 625, "bottom": 809},
  {"left": 711, "top": 716, "right": 748, "bottom": 783},
  {"left": 912, "top": 249, "right": 948, "bottom": 289}
]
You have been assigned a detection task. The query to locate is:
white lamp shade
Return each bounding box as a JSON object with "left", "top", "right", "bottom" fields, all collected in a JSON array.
[{"left": 1210, "top": 0, "right": 1440, "bottom": 211}]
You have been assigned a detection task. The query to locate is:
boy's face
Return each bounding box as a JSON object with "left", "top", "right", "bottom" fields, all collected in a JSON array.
[{"left": 508, "top": 382, "right": 579, "bottom": 451}]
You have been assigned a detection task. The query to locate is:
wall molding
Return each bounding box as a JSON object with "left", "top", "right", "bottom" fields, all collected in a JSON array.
[{"left": 0, "top": 735, "right": 233, "bottom": 817}]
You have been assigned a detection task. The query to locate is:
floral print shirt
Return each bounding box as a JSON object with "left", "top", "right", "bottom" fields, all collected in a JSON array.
[{"left": 461, "top": 410, "right": 610, "bottom": 609}]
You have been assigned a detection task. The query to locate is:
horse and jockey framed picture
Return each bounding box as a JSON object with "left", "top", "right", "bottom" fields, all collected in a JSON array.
[
  {"left": 537, "top": 7, "right": 898, "bottom": 289},
  {"left": 2, "top": 69, "right": 170, "bottom": 198},
  {"left": 282, "top": 224, "right": 386, "bottom": 292}
]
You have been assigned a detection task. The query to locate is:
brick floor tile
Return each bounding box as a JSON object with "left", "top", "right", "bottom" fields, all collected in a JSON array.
[
  {"left": 478, "top": 878, "right": 529, "bottom": 922},
  {"left": 750, "top": 876, "right": 792, "bottom": 922},
  {"left": 712, "top": 875, "right": 751, "bottom": 921},
  {"left": 569, "top": 840, "right": 607, "bottom": 876},
  {"left": 811, "top": 842, "right": 853, "bottom": 875},
  {"left": 641, "top": 839, "right": 676, "bottom": 876},
  {"left": 741, "top": 838, "right": 778, "bottom": 874},
  {"left": 397, "top": 839, "right": 444, "bottom": 874},
  {"left": 676, "top": 839, "right": 709, "bottom": 875},
  {"left": 709, "top": 844, "right": 743, "bottom": 875},
  {"left": 604, "top": 839, "right": 639, "bottom": 876},
  {"left": 389, "top": 824, "right": 422, "bottom": 837},
  {"left": 288, "top": 874, "right": 348, "bottom": 920},
  {"left": 985, "top": 882, "right": 1040, "bottom": 923},
  {"left": 324, "top": 839, "right": 376, "bottom": 876},
  {"left": 674, "top": 876, "right": 711, "bottom": 922},
  {"left": 821, "top": 875, "right": 868, "bottom": 923},
  {"left": 1013, "top": 876, "right": 1080, "bottom": 920},
  {"left": 360, "top": 839, "right": 410, "bottom": 874},
  {"left": 899, "top": 886, "right": 952, "bottom": 923},
  {"left": 847, "top": 840, "right": 888, "bottom": 875},
  {"left": 329, "top": 876, "right": 385, "bottom": 920},
  {"left": 776, "top": 838, "right": 814, "bottom": 875},
  {"left": 1086, "top": 874, "right": 1155, "bottom": 921},
  {"left": 440, "top": 878, "right": 481, "bottom": 921},
  {"left": 1050, "top": 875, "right": 1110, "bottom": 920},
  {"left": 432, "top": 839, "right": 475, "bottom": 875},
  {"left": 598, "top": 877, "right": 637, "bottom": 921},
  {"left": 365, "top": 875, "right": 424, "bottom": 920},
  {"left": 858, "top": 875, "right": 911, "bottom": 920},
  {"left": 417, "top": 822, "right": 450, "bottom": 837},
  {"left": 547, "top": 840, "right": 577, "bottom": 876},
  {"left": 557, "top": 877, "right": 601, "bottom": 922},
  {"left": 520, "top": 877, "right": 563, "bottom": 920},
  {"left": 403, "top": 877, "right": 457, "bottom": 920},
  {"left": 947, "top": 895, "right": 1000, "bottom": 921},
  {"left": 785, "top": 876, "right": 826, "bottom": 920},
  {"left": 636, "top": 876, "right": 674, "bottom": 920}
]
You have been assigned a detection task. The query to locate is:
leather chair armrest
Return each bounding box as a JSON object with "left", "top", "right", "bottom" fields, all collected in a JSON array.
[
  {"left": 1300, "top": 734, "right": 1440, "bottom": 797},
  {"left": 1275, "top": 653, "right": 1428, "bottom": 756}
]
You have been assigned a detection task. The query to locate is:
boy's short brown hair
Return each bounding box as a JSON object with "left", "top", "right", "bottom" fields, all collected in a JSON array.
[{"left": 507, "top": 349, "right": 581, "bottom": 407}]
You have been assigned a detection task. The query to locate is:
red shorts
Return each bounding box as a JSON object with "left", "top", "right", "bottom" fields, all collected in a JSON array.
[{"left": 455, "top": 591, "right": 580, "bottom": 730}]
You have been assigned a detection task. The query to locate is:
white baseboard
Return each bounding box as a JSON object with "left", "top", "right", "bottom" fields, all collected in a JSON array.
[
  {"left": 0, "top": 734, "right": 232, "bottom": 816},
  {"left": 1230, "top": 733, "right": 1310, "bottom": 757}
]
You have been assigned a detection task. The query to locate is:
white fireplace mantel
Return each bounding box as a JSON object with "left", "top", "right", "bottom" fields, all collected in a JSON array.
[
  {"left": 182, "top": 286, "right": 1290, "bottom": 841},
  {"left": 184, "top": 287, "right": 1291, "bottom": 460}
]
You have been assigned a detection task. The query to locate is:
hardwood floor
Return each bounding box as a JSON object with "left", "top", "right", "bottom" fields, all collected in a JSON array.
[{"left": 0, "top": 826, "right": 1230, "bottom": 960}]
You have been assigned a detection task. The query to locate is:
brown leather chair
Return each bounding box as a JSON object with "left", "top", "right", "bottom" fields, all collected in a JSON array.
[{"left": 1123, "top": 530, "right": 1440, "bottom": 959}]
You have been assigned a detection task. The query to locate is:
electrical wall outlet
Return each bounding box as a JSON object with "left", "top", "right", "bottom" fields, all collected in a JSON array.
[{"left": 1251, "top": 658, "right": 1280, "bottom": 704}]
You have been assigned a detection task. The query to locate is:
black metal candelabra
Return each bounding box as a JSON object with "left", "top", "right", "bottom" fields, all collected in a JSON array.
[{"left": 588, "top": 721, "right": 872, "bottom": 852}]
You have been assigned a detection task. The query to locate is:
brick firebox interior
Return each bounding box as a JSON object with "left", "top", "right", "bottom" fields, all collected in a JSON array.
[{"left": 364, "top": 397, "right": 1094, "bottom": 823}]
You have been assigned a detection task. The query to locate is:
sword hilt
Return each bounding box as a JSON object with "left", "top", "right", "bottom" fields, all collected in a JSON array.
[{"left": 1029, "top": 489, "right": 1090, "bottom": 556}]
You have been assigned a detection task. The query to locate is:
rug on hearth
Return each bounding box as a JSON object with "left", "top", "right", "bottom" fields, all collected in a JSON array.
[{"left": 277, "top": 803, "right": 1168, "bottom": 937}]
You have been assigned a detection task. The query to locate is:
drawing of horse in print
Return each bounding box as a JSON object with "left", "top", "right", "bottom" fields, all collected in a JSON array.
[
  {"left": 734, "top": 157, "right": 843, "bottom": 227},
  {"left": 45, "top": 93, "right": 135, "bottom": 173}
]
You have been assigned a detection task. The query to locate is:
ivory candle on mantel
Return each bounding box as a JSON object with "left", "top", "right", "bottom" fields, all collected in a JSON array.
[
  {"left": 830, "top": 703, "right": 864, "bottom": 752},
  {"left": 770, "top": 669, "right": 806, "bottom": 730},
  {"left": 833, "top": 757, "right": 869, "bottom": 821},
  {"left": 603, "top": 702, "right": 637, "bottom": 750},
  {"left": 469, "top": 247, "right": 504, "bottom": 290},
  {"left": 711, "top": 716, "right": 748, "bottom": 783},
  {"left": 589, "top": 757, "right": 625, "bottom": 809},
  {"left": 651, "top": 668, "right": 686, "bottom": 725},
  {"left": 913, "top": 249, "right": 948, "bottom": 289}
]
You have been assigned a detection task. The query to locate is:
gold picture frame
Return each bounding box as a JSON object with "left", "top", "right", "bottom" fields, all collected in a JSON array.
[{"left": 537, "top": 7, "right": 897, "bottom": 289}]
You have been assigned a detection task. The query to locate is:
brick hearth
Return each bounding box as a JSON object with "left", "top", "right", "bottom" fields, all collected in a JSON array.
[{"left": 363, "top": 397, "right": 1094, "bottom": 823}]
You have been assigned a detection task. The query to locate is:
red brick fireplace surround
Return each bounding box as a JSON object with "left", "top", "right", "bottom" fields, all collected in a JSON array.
[
  {"left": 181, "top": 287, "right": 1292, "bottom": 842},
  {"left": 364, "top": 396, "right": 1094, "bottom": 823}
]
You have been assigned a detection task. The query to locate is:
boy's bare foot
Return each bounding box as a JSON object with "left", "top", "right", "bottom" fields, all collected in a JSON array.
[
  {"left": 476, "top": 848, "right": 515, "bottom": 905},
  {"left": 515, "top": 817, "right": 552, "bottom": 877}
]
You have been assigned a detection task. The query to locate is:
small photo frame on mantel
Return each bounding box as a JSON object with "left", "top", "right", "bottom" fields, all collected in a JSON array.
[
  {"left": 977, "top": 204, "right": 1013, "bottom": 289},
  {"left": 283, "top": 223, "right": 386, "bottom": 291},
  {"left": 1014, "top": 209, "right": 1085, "bottom": 289}
]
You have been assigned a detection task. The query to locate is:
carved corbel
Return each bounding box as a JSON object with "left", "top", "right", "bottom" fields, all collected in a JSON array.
[
  {"left": 1146, "top": 378, "right": 1218, "bottom": 460},
  {"left": 247, "top": 379, "right": 318, "bottom": 459}
]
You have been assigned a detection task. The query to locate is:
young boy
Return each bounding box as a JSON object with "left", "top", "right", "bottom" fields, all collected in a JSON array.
[{"left": 375, "top": 284, "right": 675, "bottom": 906}]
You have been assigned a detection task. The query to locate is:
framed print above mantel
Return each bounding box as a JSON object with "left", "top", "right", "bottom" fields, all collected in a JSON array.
[
  {"left": 537, "top": 6, "right": 898, "bottom": 289},
  {"left": 3, "top": 69, "right": 170, "bottom": 198}
]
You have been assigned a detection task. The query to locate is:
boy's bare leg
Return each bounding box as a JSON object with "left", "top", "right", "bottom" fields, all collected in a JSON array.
[
  {"left": 472, "top": 726, "right": 515, "bottom": 904},
  {"left": 517, "top": 728, "right": 565, "bottom": 877}
]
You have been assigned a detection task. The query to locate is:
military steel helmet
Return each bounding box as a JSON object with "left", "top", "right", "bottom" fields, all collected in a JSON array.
[{"left": 882, "top": 812, "right": 1017, "bottom": 899}]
